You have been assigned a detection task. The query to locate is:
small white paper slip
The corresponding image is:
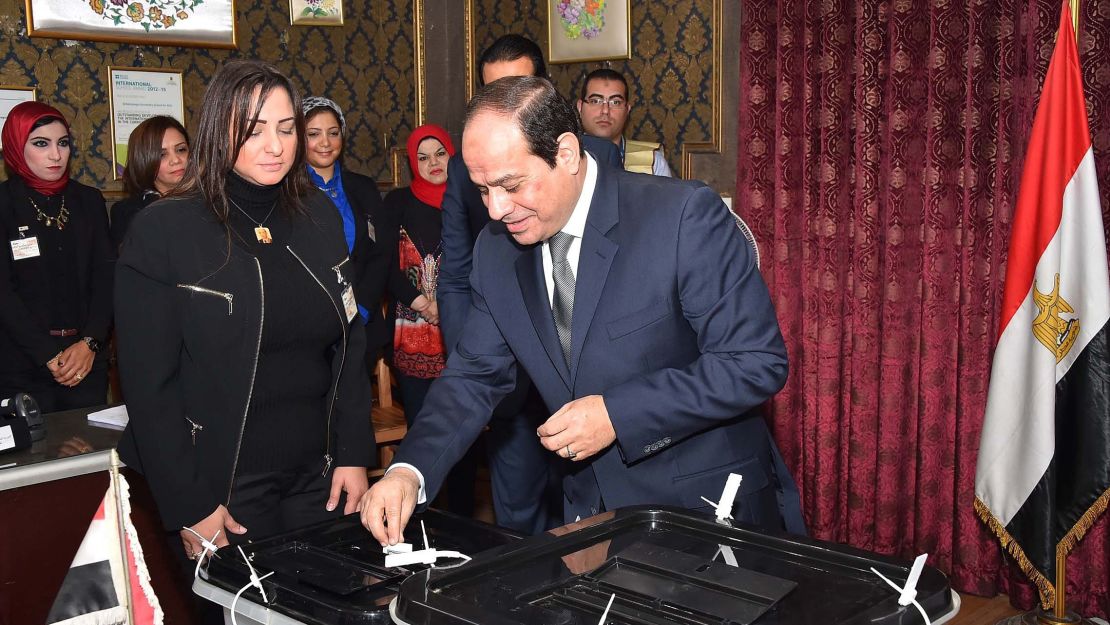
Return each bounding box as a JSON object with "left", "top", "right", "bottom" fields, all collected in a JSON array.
[
  {"left": 87, "top": 405, "right": 129, "bottom": 429},
  {"left": 10, "top": 237, "right": 40, "bottom": 260},
  {"left": 342, "top": 285, "right": 357, "bottom": 323},
  {"left": 0, "top": 425, "right": 15, "bottom": 451}
]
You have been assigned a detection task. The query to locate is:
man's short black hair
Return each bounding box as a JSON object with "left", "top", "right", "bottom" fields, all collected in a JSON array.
[
  {"left": 477, "top": 34, "right": 548, "bottom": 85},
  {"left": 580, "top": 68, "right": 629, "bottom": 100},
  {"left": 465, "top": 76, "right": 582, "bottom": 168}
]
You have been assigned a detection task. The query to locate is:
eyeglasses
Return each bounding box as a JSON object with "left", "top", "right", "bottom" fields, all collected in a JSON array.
[{"left": 583, "top": 96, "right": 627, "bottom": 109}]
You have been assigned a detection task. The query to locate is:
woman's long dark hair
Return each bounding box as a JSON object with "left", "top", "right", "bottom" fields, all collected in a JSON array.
[
  {"left": 122, "top": 115, "right": 189, "bottom": 197},
  {"left": 178, "top": 59, "right": 310, "bottom": 222}
]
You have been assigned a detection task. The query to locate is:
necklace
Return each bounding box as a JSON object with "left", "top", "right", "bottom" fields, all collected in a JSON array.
[
  {"left": 29, "top": 195, "right": 69, "bottom": 231},
  {"left": 230, "top": 199, "right": 276, "bottom": 244}
]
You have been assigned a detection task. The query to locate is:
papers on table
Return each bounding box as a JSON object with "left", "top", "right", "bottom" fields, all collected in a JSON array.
[{"left": 87, "top": 405, "right": 128, "bottom": 430}]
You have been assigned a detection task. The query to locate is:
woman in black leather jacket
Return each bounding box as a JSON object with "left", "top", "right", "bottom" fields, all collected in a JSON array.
[{"left": 114, "top": 60, "right": 373, "bottom": 579}]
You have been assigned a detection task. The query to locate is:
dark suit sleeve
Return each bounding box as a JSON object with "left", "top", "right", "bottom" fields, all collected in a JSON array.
[
  {"left": 115, "top": 211, "right": 220, "bottom": 529},
  {"left": 436, "top": 153, "right": 474, "bottom": 354},
  {"left": 392, "top": 232, "right": 518, "bottom": 501},
  {"left": 602, "top": 187, "right": 789, "bottom": 464},
  {"left": 81, "top": 188, "right": 116, "bottom": 344}
]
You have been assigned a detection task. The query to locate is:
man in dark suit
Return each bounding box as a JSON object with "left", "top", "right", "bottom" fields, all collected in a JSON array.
[
  {"left": 362, "top": 76, "right": 803, "bottom": 544},
  {"left": 437, "top": 34, "right": 621, "bottom": 534}
]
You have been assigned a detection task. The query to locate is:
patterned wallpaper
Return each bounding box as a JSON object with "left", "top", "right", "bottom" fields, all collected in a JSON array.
[
  {"left": 467, "top": 0, "right": 720, "bottom": 179},
  {"left": 0, "top": 0, "right": 414, "bottom": 193}
]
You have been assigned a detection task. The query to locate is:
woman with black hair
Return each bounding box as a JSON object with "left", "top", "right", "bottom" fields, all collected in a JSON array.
[
  {"left": 114, "top": 60, "right": 373, "bottom": 577},
  {"left": 109, "top": 115, "right": 189, "bottom": 247},
  {"left": 0, "top": 101, "right": 114, "bottom": 411}
]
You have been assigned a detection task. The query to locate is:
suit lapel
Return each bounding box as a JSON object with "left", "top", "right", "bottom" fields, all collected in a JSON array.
[
  {"left": 516, "top": 245, "right": 571, "bottom": 387},
  {"left": 569, "top": 164, "right": 620, "bottom": 383}
]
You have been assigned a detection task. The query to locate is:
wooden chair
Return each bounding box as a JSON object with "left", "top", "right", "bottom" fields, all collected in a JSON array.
[{"left": 370, "top": 356, "right": 407, "bottom": 477}]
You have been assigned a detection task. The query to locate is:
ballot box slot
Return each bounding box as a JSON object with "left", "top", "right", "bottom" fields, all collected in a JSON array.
[{"left": 253, "top": 542, "right": 403, "bottom": 597}]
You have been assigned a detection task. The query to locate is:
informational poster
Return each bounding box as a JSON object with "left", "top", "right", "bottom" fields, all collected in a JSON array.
[
  {"left": 108, "top": 67, "right": 185, "bottom": 179},
  {"left": 0, "top": 87, "right": 37, "bottom": 150}
]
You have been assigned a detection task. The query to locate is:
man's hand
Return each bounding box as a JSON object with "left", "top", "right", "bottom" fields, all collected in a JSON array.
[
  {"left": 180, "top": 505, "right": 247, "bottom": 561},
  {"left": 537, "top": 395, "right": 616, "bottom": 462},
  {"left": 358, "top": 468, "right": 420, "bottom": 546},
  {"left": 52, "top": 341, "right": 94, "bottom": 387},
  {"left": 328, "top": 466, "right": 369, "bottom": 514}
]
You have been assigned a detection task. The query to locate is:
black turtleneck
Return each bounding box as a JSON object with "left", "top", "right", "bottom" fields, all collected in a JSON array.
[{"left": 224, "top": 173, "right": 343, "bottom": 473}]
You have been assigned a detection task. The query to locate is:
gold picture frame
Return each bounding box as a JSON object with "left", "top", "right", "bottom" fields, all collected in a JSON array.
[
  {"left": 0, "top": 86, "right": 37, "bottom": 150},
  {"left": 25, "top": 0, "right": 237, "bottom": 48},
  {"left": 107, "top": 67, "right": 186, "bottom": 180},
  {"left": 546, "top": 0, "right": 632, "bottom": 64},
  {"left": 289, "top": 0, "right": 344, "bottom": 26}
]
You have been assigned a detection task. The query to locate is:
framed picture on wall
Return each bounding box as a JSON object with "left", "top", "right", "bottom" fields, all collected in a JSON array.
[
  {"left": 547, "top": 0, "right": 632, "bottom": 64},
  {"left": 25, "top": 0, "right": 238, "bottom": 49},
  {"left": 107, "top": 67, "right": 185, "bottom": 179},
  {"left": 289, "top": 0, "right": 343, "bottom": 26},
  {"left": 0, "top": 86, "right": 36, "bottom": 150}
]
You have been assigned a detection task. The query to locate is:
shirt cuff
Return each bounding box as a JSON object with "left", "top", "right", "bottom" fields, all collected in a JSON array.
[{"left": 386, "top": 463, "right": 427, "bottom": 504}]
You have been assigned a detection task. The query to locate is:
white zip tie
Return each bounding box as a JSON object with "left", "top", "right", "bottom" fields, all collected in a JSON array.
[
  {"left": 597, "top": 592, "right": 616, "bottom": 625},
  {"left": 421, "top": 519, "right": 430, "bottom": 551},
  {"left": 237, "top": 546, "right": 271, "bottom": 604},
  {"left": 871, "top": 553, "right": 932, "bottom": 625},
  {"left": 230, "top": 571, "right": 275, "bottom": 625},
  {"left": 182, "top": 527, "right": 222, "bottom": 578}
]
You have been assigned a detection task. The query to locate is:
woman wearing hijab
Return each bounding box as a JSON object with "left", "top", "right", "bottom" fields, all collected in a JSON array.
[
  {"left": 383, "top": 124, "right": 479, "bottom": 516},
  {"left": 302, "top": 96, "right": 391, "bottom": 362},
  {"left": 110, "top": 115, "right": 189, "bottom": 248},
  {"left": 114, "top": 61, "right": 372, "bottom": 615},
  {"left": 384, "top": 124, "right": 454, "bottom": 421},
  {"left": 0, "top": 101, "right": 114, "bottom": 411}
]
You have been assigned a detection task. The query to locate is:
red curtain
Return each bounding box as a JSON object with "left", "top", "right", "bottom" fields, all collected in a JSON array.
[{"left": 738, "top": 0, "right": 1110, "bottom": 616}]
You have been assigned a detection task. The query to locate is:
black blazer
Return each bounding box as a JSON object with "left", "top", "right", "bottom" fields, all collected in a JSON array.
[
  {"left": 0, "top": 177, "right": 114, "bottom": 374},
  {"left": 338, "top": 169, "right": 392, "bottom": 354},
  {"left": 109, "top": 190, "right": 160, "bottom": 249},
  {"left": 114, "top": 191, "right": 373, "bottom": 530}
]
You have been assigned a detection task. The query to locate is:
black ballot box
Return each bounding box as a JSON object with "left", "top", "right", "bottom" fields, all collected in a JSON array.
[
  {"left": 193, "top": 509, "right": 524, "bottom": 625},
  {"left": 390, "top": 507, "right": 961, "bottom": 625}
]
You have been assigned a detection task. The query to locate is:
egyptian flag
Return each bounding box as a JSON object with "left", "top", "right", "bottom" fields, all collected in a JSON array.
[
  {"left": 973, "top": 0, "right": 1110, "bottom": 610},
  {"left": 46, "top": 473, "right": 162, "bottom": 625}
]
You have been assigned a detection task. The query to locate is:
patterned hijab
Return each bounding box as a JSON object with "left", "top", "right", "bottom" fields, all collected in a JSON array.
[
  {"left": 406, "top": 124, "right": 455, "bottom": 209},
  {"left": 1, "top": 101, "right": 71, "bottom": 196},
  {"left": 302, "top": 96, "right": 346, "bottom": 134}
]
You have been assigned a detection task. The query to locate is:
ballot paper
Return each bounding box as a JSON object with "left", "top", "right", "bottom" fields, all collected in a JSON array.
[{"left": 87, "top": 405, "right": 129, "bottom": 430}]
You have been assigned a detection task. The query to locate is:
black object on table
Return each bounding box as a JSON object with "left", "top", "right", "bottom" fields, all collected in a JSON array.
[
  {"left": 197, "top": 508, "right": 524, "bottom": 625},
  {"left": 391, "top": 506, "right": 958, "bottom": 625}
]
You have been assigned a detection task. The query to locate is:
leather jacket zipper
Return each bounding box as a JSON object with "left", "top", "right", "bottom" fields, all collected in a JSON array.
[
  {"left": 287, "top": 246, "right": 347, "bottom": 476},
  {"left": 224, "top": 258, "right": 264, "bottom": 506},
  {"left": 177, "top": 284, "right": 234, "bottom": 315}
]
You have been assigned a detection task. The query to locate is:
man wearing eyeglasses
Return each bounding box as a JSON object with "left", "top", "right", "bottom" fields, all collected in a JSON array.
[{"left": 577, "top": 68, "right": 674, "bottom": 177}]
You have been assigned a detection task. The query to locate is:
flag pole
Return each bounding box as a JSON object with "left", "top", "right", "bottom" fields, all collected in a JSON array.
[
  {"left": 110, "top": 450, "right": 136, "bottom": 625},
  {"left": 1069, "top": 0, "right": 1079, "bottom": 41}
]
